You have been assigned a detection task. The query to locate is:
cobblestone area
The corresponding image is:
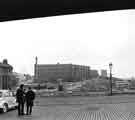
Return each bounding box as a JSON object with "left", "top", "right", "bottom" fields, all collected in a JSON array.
[
  {"left": 42, "top": 103, "right": 135, "bottom": 120},
  {"left": 60, "top": 104, "right": 135, "bottom": 120}
]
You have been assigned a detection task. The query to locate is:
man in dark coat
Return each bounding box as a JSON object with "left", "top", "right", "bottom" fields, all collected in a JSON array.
[
  {"left": 16, "top": 84, "right": 25, "bottom": 115},
  {"left": 25, "top": 87, "right": 35, "bottom": 115}
]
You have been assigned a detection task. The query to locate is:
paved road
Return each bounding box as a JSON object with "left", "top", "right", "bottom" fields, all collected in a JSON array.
[{"left": 1, "top": 95, "right": 135, "bottom": 120}]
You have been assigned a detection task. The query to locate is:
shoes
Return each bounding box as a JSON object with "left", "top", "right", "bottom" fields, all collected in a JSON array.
[
  {"left": 18, "top": 112, "right": 32, "bottom": 116},
  {"left": 18, "top": 113, "right": 25, "bottom": 115},
  {"left": 26, "top": 113, "right": 32, "bottom": 115},
  {"left": 21, "top": 113, "right": 25, "bottom": 115}
]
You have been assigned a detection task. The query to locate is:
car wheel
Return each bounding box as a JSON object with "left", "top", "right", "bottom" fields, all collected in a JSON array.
[
  {"left": 2, "top": 104, "right": 8, "bottom": 113},
  {"left": 14, "top": 105, "right": 18, "bottom": 109}
]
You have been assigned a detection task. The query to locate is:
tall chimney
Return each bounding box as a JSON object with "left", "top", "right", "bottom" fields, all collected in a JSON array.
[{"left": 34, "top": 56, "right": 38, "bottom": 82}]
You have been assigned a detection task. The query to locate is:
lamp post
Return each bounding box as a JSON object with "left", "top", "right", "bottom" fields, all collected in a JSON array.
[{"left": 109, "top": 62, "right": 113, "bottom": 96}]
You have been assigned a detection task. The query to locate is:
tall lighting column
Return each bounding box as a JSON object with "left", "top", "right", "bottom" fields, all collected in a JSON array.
[{"left": 109, "top": 62, "right": 113, "bottom": 96}]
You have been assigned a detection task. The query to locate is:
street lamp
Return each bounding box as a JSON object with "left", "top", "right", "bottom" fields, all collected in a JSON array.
[{"left": 109, "top": 62, "right": 113, "bottom": 96}]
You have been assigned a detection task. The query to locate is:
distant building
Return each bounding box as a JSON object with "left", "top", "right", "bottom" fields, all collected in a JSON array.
[
  {"left": 34, "top": 63, "right": 90, "bottom": 83},
  {"left": 114, "top": 79, "right": 129, "bottom": 89},
  {"left": 0, "top": 59, "right": 13, "bottom": 89},
  {"left": 13, "top": 72, "right": 27, "bottom": 85},
  {"left": 101, "top": 70, "right": 107, "bottom": 77},
  {"left": 89, "top": 69, "right": 99, "bottom": 78},
  {"left": 24, "top": 74, "right": 32, "bottom": 81}
]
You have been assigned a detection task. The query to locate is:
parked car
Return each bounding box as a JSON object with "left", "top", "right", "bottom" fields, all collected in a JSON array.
[
  {"left": 0, "top": 90, "right": 18, "bottom": 113},
  {"left": 112, "top": 89, "right": 122, "bottom": 93},
  {"left": 32, "top": 89, "right": 37, "bottom": 93},
  {"left": 47, "top": 87, "right": 58, "bottom": 92}
]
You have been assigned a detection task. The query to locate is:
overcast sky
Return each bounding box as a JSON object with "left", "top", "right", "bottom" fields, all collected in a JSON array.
[{"left": 0, "top": 10, "right": 133, "bottom": 78}]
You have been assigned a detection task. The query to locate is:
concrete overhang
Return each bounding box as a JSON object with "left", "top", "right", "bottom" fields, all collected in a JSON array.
[{"left": 0, "top": 0, "right": 131, "bottom": 22}]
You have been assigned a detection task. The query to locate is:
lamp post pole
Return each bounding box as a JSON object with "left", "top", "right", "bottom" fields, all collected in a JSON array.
[{"left": 109, "top": 63, "right": 113, "bottom": 96}]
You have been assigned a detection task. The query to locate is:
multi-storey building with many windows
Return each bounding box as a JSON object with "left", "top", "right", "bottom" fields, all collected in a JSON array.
[{"left": 34, "top": 63, "right": 90, "bottom": 83}]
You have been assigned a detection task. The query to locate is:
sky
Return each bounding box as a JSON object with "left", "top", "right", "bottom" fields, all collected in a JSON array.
[{"left": 0, "top": 10, "right": 133, "bottom": 78}]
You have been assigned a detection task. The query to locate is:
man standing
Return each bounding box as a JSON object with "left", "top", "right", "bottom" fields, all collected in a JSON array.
[
  {"left": 25, "top": 87, "right": 35, "bottom": 115},
  {"left": 16, "top": 84, "right": 25, "bottom": 116}
]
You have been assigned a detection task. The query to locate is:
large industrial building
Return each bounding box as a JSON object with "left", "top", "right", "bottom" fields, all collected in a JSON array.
[
  {"left": 0, "top": 59, "right": 13, "bottom": 89},
  {"left": 34, "top": 63, "right": 90, "bottom": 83}
]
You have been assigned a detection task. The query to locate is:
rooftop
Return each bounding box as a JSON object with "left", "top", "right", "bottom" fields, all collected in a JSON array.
[
  {"left": 37, "top": 63, "right": 90, "bottom": 67},
  {"left": 0, "top": 59, "right": 13, "bottom": 69},
  {"left": 0, "top": 63, "right": 12, "bottom": 68}
]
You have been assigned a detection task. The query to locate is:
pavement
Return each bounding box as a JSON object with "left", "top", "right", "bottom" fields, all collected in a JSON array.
[{"left": 1, "top": 95, "right": 135, "bottom": 120}]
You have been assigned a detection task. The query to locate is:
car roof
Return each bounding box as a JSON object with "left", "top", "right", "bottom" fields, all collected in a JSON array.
[{"left": 0, "top": 90, "right": 9, "bottom": 93}]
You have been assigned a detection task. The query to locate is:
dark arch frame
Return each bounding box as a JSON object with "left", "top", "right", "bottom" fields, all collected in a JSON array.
[{"left": 0, "top": 0, "right": 131, "bottom": 22}]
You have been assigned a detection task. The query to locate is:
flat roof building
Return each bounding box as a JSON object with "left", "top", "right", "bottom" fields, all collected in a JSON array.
[
  {"left": 101, "top": 69, "right": 107, "bottom": 78},
  {"left": 34, "top": 63, "right": 90, "bottom": 83},
  {"left": 89, "top": 69, "right": 99, "bottom": 78}
]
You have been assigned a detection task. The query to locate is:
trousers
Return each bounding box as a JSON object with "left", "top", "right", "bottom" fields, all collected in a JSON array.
[
  {"left": 26, "top": 103, "right": 33, "bottom": 115},
  {"left": 18, "top": 102, "right": 24, "bottom": 115}
]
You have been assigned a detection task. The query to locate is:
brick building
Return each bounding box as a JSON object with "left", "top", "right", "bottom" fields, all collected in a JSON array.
[
  {"left": 34, "top": 63, "right": 90, "bottom": 83},
  {"left": 0, "top": 59, "right": 13, "bottom": 89}
]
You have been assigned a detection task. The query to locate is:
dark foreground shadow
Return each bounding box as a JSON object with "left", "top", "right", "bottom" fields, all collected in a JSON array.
[{"left": 0, "top": 0, "right": 132, "bottom": 22}]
